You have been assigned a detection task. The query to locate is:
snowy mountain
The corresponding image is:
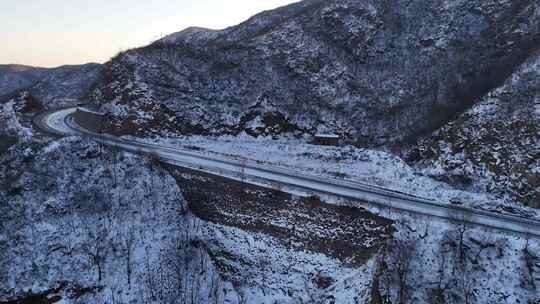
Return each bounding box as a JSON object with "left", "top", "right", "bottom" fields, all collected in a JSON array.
[
  {"left": 91, "top": 0, "right": 539, "bottom": 146},
  {"left": 86, "top": 0, "right": 540, "bottom": 209},
  {"left": 3, "top": 0, "right": 540, "bottom": 303},
  {"left": 0, "top": 63, "right": 103, "bottom": 154}
]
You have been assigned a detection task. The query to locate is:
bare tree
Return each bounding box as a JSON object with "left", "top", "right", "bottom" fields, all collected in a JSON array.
[
  {"left": 522, "top": 233, "right": 537, "bottom": 290},
  {"left": 123, "top": 227, "right": 136, "bottom": 290},
  {"left": 239, "top": 158, "right": 247, "bottom": 194},
  {"left": 379, "top": 235, "right": 417, "bottom": 304},
  {"left": 143, "top": 249, "right": 160, "bottom": 303},
  {"left": 375, "top": 245, "right": 392, "bottom": 304},
  {"left": 442, "top": 208, "right": 477, "bottom": 304},
  {"left": 237, "top": 291, "right": 248, "bottom": 304},
  {"left": 433, "top": 246, "right": 449, "bottom": 303},
  {"left": 393, "top": 238, "right": 416, "bottom": 304},
  {"left": 146, "top": 152, "right": 161, "bottom": 220},
  {"left": 458, "top": 265, "right": 474, "bottom": 304},
  {"left": 81, "top": 221, "right": 108, "bottom": 283},
  {"left": 448, "top": 207, "right": 473, "bottom": 264},
  {"left": 210, "top": 271, "right": 222, "bottom": 304}
]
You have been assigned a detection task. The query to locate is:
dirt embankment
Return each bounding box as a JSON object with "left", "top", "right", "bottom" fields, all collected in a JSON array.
[{"left": 167, "top": 166, "right": 394, "bottom": 266}]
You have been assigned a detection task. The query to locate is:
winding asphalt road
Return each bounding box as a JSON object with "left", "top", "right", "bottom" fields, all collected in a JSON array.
[{"left": 35, "top": 107, "right": 540, "bottom": 237}]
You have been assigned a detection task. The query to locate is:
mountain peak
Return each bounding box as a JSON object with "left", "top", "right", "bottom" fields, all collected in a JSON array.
[{"left": 162, "top": 26, "right": 219, "bottom": 44}]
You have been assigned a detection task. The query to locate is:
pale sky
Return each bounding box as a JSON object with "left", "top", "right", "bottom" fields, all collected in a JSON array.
[{"left": 0, "top": 0, "right": 297, "bottom": 67}]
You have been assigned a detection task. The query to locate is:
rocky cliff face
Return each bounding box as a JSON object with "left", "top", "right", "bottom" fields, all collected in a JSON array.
[{"left": 92, "top": 0, "right": 539, "bottom": 145}]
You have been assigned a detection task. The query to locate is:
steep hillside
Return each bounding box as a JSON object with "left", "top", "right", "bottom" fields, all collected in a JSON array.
[
  {"left": 0, "top": 63, "right": 102, "bottom": 109},
  {"left": 167, "top": 166, "right": 394, "bottom": 302},
  {"left": 26, "top": 63, "right": 103, "bottom": 107},
  {"left": 407, "top": 51, "right": 540, "bottom": 208},
  {"left": 92, "top": 0, "right": 539, "bottom": 145},
  {"left": 0, "top": 96, "right": 393, "bottom": 303},
  {"left": 0, "top": 137, "right": 196, "bottom": 303},
  {"left": 0, "top": 64, "right": 48, "bottom": 96},
  {"left": 2, "top": 66, "right": 540, "bottom": 303}
]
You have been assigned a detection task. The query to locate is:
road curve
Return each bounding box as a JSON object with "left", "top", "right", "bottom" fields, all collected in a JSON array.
[{"left": 35, "top": 107, "right": 540, "bottom": 237}]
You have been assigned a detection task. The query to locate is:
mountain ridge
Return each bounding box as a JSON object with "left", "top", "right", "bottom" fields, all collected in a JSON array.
[
  {"left": 0, "top": 63, "right": 103, "bottom": 109},
  {"left": 91, "top": 0, "right": 539, "bottom": 146}
]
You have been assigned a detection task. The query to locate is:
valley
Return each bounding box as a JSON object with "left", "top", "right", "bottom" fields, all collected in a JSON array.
[{"left": 1, "top": 0, "right": 540, "bottom": 303}]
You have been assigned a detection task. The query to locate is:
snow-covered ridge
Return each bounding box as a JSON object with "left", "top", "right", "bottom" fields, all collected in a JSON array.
[
  {"left": 162, "top": 26, "right": 220, "bottom": 45},
  {"left": 91, "top": 0, "right": 540, "bottom": 147}
]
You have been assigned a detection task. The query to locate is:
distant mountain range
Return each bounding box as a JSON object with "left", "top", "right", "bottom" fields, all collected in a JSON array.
[
  {"left": 0, "top": 63, "right": 102, "bottom": 108},
  {"left": 0, "top": 64, "right": 49, "bottom": 97}
]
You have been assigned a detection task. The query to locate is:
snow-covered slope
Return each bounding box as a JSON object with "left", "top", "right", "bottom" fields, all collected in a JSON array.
[
  {"left": 408, "top": 51, "right": 540, "bottom": 208},
  {"left": 83, "top": 0, "right": 540, "bottom": 210},
  {"left": 0, "top": 91, "right": 43, "bottom": 146},
  {"left": 1, "top": 95, "right": 394, "bottom": 303},
  {"left": 27, "top": 63, "right": 103, "bottom": 108},
  {"left": 3, "top": 81, "right": 540, "bottom": 304},
  {"left": 374, "top": 214, "right": 540, "bottom": 303},
  {"left": 136, "top": 134, "right": 538, "bottom": 218},
  {"left": 0, "top": 138, "right": 201, "bottom": 303},
  {"left": 91, "top": 0, "right": 539, "bottom": 146},
  {"left": 169, "top": 166, "right": 394, "bottom": 303},
  {"left": 1, "top": 99, "right": 234, "bottom": 303},
  {"left": 161, "top": 27, "right": 219, "bottom": 45},
  {"left": 0, "top": 119, "right": 394, "bottom": 303}
]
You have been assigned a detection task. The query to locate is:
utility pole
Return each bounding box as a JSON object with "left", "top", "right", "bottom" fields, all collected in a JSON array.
[{"left": 240, "top": 158, "right": 247, "bottom": 193}]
